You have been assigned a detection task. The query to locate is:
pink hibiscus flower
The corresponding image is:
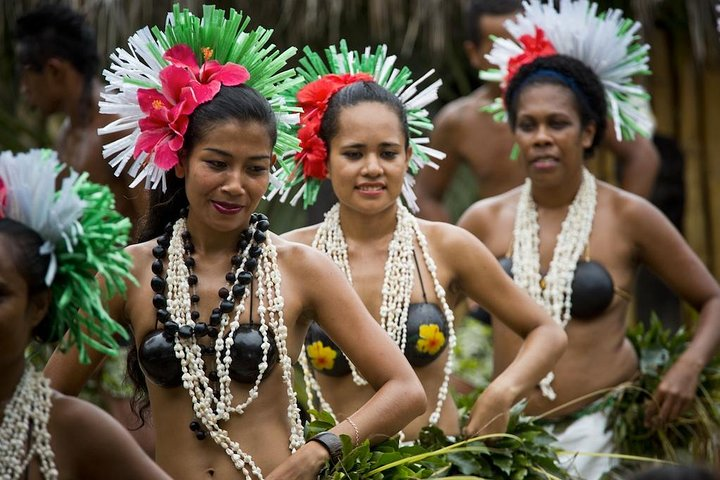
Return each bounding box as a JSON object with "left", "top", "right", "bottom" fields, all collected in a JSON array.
[
  {"left": 134, "top": 44, "right": 251, "bottom": 170},
  {"left": 0, "top": 176, "right": 6, "bottom": 218}
]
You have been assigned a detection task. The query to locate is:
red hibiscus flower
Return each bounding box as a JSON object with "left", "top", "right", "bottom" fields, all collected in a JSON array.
[
  {"left": 505, "top": 27, "right": 557, "bottom": 86},
  {"left": 293, "top": 72, "right": 374, "bottom": 180},
  {"left": 297, "top": 73, "right": 374, "bottom": 125},
  {"left": 162, "top": 44, "right": 250, "bottom": 104},
  {"left": 0, "top": 176, "right": 6, "bottom": 218},
  {"left": 296, "top": 123, "right": 328, "bottom": 179}
]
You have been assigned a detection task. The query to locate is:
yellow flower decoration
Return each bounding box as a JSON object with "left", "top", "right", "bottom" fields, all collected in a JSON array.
[
  {"left": 416, "top": 324, "right": 446, "bottom": 356},
  {"left": 306, "top": 340, "right": 337, "bottom": 371}
]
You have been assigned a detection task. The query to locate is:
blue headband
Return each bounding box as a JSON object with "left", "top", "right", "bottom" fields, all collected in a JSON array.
[{"left": 509, "top": 68, "right": 591, "bottom": 115}]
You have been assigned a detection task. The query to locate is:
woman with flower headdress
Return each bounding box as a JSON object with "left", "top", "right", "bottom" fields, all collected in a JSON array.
[
  {"left": 43, "top": 6, "right": 425, "bottom": 480},
  {"left": 273, "top": 42, "right": 566, "bottom": 440},
  {"left": 0, "top": 150, "right": 171, "bottom": 480},
  {"left": 458, "top": 1, "right": 720, "bottom": 478}
]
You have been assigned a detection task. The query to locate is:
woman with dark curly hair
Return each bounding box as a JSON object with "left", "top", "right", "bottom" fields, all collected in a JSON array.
[{"left": 458, "top": 3, "right": 720, "bottom": 478}]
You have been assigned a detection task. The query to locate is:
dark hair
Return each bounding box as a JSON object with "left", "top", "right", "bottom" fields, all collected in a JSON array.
[
  {"left": 137, "top": 84, "right": 277, "bottom": 243},
  {"left": 630, "top": 465, "right": 719, "bottom": 480},
  {"left": 464, "top": 0, "right": 522, "bottom": 44},
  {"left": 505, "top": 54, "right": 607, "bottom": 158},
  {"left": 318, "top": 81, "right": 409, "bottom": 152},
  {"left": 15, "top": 4, "right": 99, "bottom": 121},
  {"left": 129, "top": 84, "right": 277, "bottom": 425},
  {"left": 0, "top": 218, "right": 54, "bottom": 341}
]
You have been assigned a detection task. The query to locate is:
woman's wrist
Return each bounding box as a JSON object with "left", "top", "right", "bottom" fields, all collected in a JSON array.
[
  {"left": 302, "top": 437, "right": 333, "bottom": 471},
  {"left": 482, "top": 379, "right": 521, "bottom": 406}
]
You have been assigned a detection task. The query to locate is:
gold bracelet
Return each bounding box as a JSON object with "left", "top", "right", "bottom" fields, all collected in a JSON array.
[{"left": 346, "top": 416, "right": 360, "bottom": 445}]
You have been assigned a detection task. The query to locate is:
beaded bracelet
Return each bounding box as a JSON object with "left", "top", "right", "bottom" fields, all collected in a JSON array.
[{"left": 346, "top": 416, "right": 360, "bottom": 445}]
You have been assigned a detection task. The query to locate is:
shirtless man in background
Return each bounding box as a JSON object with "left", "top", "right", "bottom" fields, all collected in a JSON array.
[
  {"left": 416, "top": 0, "right": 660, "bottom": 222},
  {"left": 15, "top": 4, "right": 146, "bottom": 238}
]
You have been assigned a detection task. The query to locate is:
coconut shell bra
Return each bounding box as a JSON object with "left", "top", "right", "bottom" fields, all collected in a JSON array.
[
  {"left": 304, "top": 260, "right": 449, "bottom": 376},
  {"left": 138, "top": 224, "right": 279, "bottom": 388}
]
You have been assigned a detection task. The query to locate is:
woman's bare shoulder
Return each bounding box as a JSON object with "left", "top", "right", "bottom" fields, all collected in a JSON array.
[
  {"left": 457, "top": 187, "right": 521, "bottom": 239},
  {"left": 279, "top": 224, "right": 320, "bottom": 246}
]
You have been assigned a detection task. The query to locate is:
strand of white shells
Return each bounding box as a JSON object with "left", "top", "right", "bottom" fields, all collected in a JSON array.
[
  {"left": 306, "top": 202, "right": 455, "bottom": 426},
  {"left": 0, "top": 367, "right": 57, "bottom": 480},
  {"left": 166, "top": 218, "right": 303, "bottom": 479},
  {"left": 511, "top": 168, "right": 597, "bottom": 400}
]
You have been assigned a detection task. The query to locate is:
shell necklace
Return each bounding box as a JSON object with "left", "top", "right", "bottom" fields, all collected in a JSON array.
[
  {"left": 165, "top": 216, "right": 304, "bottom": 479},
  {"left": 511, "top": 168, "right": 597, "bottom": 399},
  {"left": 0, "top": 367, "right": 57, "bottom": 479},
  {"left": 301, "top": 202, "right": 456, "bottom": 425}
]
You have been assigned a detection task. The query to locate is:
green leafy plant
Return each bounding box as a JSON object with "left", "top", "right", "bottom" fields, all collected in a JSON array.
[
  {"left": 607, "top": 316, "right": 720, "bottom": 467},
  {"left": 306, "top": 402, "right": 569, "bottom": 479}
]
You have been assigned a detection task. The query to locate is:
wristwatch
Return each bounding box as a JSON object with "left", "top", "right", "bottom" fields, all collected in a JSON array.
[{"left": 308, "top": 431, "right": 343, "bottom": 465}]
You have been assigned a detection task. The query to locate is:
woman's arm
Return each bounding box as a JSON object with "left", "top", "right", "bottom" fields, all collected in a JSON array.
[
  {"left": 267, "top": 246, "right": 426, "bottom": 480},
  {"left": 441, "top": 223, "right": 567, "bottom": 435},
  {"left": 625, "top": 197, "right": 720, "bottom": 424}
]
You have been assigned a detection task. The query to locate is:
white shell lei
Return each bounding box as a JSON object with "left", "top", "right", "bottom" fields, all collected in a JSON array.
[
  {"left": 167, "top": 218, "right": 304, "bottom": 480},
  {"left": 0, "top": 368, "right": 57, "bottom": 480},
  {"left": 301, "top": 202, "right": 456, "bottom": 426},
  {"left": 511, "top": 168, "right": 597, "bottom": 400}
]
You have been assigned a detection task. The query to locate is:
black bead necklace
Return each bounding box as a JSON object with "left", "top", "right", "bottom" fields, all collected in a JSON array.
[{"left": 148, "top": 209, "right": 271, "bottom": 440}]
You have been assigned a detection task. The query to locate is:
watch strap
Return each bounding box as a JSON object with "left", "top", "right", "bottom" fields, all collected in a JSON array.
[{"left": 309, "top": 431, "right": 343, "bottom": 465}]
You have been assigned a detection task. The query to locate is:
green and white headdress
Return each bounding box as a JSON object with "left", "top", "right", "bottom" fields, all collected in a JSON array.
[
  {"left": 0, "top": 149, "right": 133, "bottom": 364},
  {"left": 268, "top": 40, "right": 445, "bottom": 211},
  {"left": 98, "top": 4, "right": 301, "bottom": 191},
  {"left": 481, "top": 0, "right": 653, "bottom": 141}
]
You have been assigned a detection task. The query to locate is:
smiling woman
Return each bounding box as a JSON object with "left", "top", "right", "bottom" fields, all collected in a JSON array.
[
  {"left": 277, "top": 42, "right": 566, "bottom": 442},
  {"left": 42, "top": 6, "right": 426, "bottom": 480}
]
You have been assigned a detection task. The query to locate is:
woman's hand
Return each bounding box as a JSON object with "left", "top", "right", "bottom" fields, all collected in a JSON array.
[
  {"left": 463, "top": 386, "right": 514, "bottom": 437},
  {"left": 266, "top": 441, "right": 329, "bottom": 480},
  {"left": 645, "top": 356, "right": 703, "bottom": 427}
]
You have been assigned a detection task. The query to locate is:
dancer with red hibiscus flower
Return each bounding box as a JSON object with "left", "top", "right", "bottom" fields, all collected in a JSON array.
[{"left": 272, "top": 41, "right": 566, "bottom": 440}]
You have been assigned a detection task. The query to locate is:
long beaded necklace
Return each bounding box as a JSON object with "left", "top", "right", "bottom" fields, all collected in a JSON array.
[
  {"left": 0, "top": 368, "right": 57, "bottom": 480},
  {"left": 511, "top": 168, "right": 597, "bottom": 400},
  {"left": 302, "top": 202, "right": 456, "bottom": 426},
  {"left": 152, "top": 212, "right": 304, "bottom": 480}
]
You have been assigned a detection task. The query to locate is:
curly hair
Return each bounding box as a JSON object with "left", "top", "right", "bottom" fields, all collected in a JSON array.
[
  {"left": 15, "top": 4, "right": 99, "bottom": 122},
  {"left": 464, "top": 0, "right": 522, "bottom": 44},
  {"left": 505, "top": 54, "right": 608, "bottom": 158}
]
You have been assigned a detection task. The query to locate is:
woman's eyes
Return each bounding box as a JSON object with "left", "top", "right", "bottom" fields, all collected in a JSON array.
[
  {"left": 341, "top": 150, "right": 400, "bottom": 160},
  {"left": 380, "top": 150, "right": 400, "bottom": 160},
  {"left": 549, "top": 119, "right": 570, "bottom": 129},
  {"left": 517, "top": 119, "right": 569, "bottom": 131},
  {"left": 518, "top": 121, "right": 535, "bottom": 132},
  {"left": 204, "top": 160, "right": 227, "bottom": 169}
]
